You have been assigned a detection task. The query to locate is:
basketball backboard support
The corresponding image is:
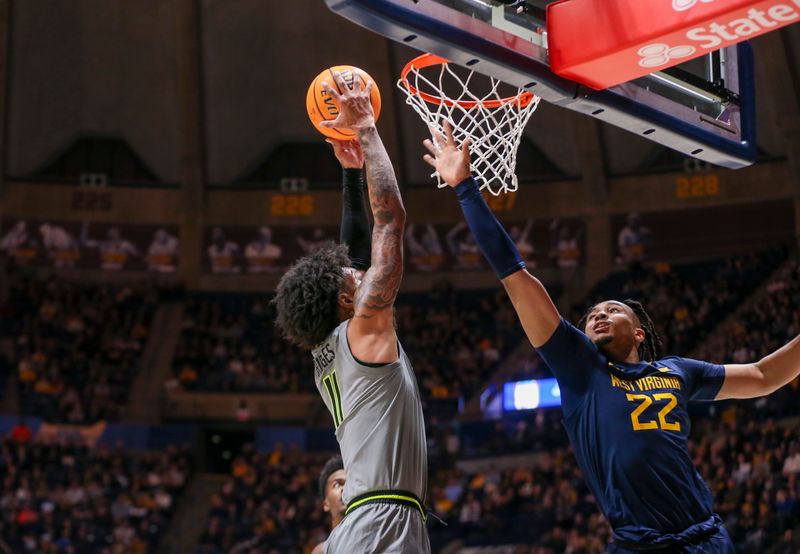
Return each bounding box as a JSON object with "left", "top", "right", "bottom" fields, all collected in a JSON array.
[{"left": 326, "top": 0, "right": 757, "bottom": 170}]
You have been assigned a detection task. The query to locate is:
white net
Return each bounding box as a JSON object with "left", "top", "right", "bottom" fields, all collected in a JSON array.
[{"left": 397, "top": 54, "right": 540, "bottom": 196}]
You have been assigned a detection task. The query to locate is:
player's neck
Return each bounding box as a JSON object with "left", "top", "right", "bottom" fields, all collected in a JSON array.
[
  {"left": 606, "top": 347, "right": 641, "bottom": 365},
  {"left": 622, "top": 351, "right": 641, "bottom": 364}
]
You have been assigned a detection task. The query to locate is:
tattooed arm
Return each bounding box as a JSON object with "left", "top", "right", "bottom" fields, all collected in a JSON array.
[
  {"left": 320, "top": 72, "right": 405, "bottom": 364},
  {"left": 347, "top": 125, "right": 406, "bottom": 362}
]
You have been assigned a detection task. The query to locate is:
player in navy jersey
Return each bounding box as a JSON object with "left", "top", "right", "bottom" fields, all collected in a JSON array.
[{"left": 422, "top": 122, "right": 800, "bottom": 552}]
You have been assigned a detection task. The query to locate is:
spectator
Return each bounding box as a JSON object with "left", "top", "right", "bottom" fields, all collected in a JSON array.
[
  {"left": 2, "top": 279, "right": 157, "bottom": 423},
  {"left": 0, "top": 438, "right": 190, "bottom": 553}
]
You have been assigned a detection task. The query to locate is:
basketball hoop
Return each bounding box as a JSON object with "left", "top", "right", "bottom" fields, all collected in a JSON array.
[{"left": 397, "top": 54, "right": 540, "bottom": 196}]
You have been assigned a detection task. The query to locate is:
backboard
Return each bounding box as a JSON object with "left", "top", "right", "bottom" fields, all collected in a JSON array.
[{"left": 326, "top": 0, "right": 757, "bottom": 169}]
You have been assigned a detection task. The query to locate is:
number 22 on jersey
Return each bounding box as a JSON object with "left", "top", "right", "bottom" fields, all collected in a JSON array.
[{"left": 625, "top": 392, "right": 681, "bottom": 432}]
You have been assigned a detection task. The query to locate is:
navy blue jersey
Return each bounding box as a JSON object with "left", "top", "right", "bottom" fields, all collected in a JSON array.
[{"left": 537, "top": 318, "right": 726, "bottom": 547}]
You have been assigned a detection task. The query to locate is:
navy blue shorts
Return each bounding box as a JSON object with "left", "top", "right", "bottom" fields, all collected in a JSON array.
[{"left": 608, "top": 526, "right": 734, "bottom": 553}]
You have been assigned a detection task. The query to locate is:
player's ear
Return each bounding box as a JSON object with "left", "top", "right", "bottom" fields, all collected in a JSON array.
[
  {"left": 634, "top": 326, "right": 646, "bottom": 345},
  {"left": 338, "top": 292, "right": 353, "bottom": 310},
  {"left": 322, "top": 498, "right": 331, "bottom": 513}
]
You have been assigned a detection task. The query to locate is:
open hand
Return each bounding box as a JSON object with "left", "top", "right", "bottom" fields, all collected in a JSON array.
[
  {"left": 422, "top": 120, "right": 472, "bottom": 188},
  {"left": 320, "top": 72, "right": 376, "bottom": 131},
  {"left": 327, "top": 139, "right": 364, "bottom": 169}
]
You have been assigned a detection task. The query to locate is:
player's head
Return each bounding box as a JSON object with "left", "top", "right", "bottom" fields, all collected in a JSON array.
[
  {"left": 274, "top": 242, "right": 364, "bottom": 349},
  {"left": 318, "top": 455, "right": 346, "bottom": 527},
  {"left": 579, "top": 299, "right": 662, "bottom": 362}
]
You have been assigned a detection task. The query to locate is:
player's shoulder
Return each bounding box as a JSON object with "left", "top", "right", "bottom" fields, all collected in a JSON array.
[
  {"left": 536, "top": 316, "right": 602, "bottom": 363},
  {"left": 654, "top": 356, "right": 712, "bottom": 376},
  {"left": 311, "top": 541, "right": 326, "bottom": 554}
]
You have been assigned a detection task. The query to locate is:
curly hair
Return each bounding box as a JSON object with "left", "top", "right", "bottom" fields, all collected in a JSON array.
[
  {"left": 578, "top": 298, "right": 663, "bottom": 361},
  {"left": 318, "top": 455, "right": 344, "bottom": 499},
  {"left": 273, "top": 242, "right": 351, "bottom": 349}
]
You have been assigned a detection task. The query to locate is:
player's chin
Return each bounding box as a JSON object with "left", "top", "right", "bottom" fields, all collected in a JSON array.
[{"left": 592, "top": 335, "right": 613, "bottom": 349}]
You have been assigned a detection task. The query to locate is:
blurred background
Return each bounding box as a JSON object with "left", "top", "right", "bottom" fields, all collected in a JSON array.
[{"left": 0, "top": 1, "right": 799, "bottom": 553}]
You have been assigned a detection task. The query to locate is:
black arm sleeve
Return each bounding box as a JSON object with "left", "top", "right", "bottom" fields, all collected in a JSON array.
[{"left": 340, "top": 168, "right": 372, "bottom": 270}]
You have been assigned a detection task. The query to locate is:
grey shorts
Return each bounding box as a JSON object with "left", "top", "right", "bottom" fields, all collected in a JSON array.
[{"left": 324, "top": 502, "right": 431, "bottom": 554}]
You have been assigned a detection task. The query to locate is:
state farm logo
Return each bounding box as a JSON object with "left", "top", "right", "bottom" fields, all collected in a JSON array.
[
  {"left": 639, "top": 1, "right": 800, "bottom": 69},
  {"left": 672, "top": 0, "right": 715, "bottom": 12},
  {"left": 638, "top": 43, "right": 696, "bottom": 68}
]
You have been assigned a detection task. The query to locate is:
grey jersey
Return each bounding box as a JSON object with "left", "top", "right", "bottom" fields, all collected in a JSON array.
[{"left": 312, "top": 320, "right": 428, "bottom": 505}]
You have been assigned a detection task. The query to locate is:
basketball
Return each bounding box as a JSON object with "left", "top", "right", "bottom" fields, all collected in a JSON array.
[{"left": 306, "top": 65, "right": 381, "bottom": 140}]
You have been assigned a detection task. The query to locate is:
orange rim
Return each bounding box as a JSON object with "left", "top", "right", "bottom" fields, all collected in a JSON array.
[{"left": 399, "top": 53, "right": 536, "bottom": 110}]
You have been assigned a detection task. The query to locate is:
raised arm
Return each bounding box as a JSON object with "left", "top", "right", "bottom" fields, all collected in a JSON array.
[
  {"left": 328, "top": 138, "right": 372, "bottom": 271},
  {"left": 321, "top": 73, "right": 406, "bottom": 363},
  {"left": 423, "top": 121, "right": 560, "bottom": 347},
  {"left": 716, "top": 334, "right": 800, "bottom": 399}
]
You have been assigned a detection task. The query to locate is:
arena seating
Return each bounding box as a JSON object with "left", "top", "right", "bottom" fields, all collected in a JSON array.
[
  {"left": 425, "top": 419, "right": 800, "bottom": 552},
  {"left": 507, "top": 247, "right": 789, "bottom": 383},
  {"left": 196, "top": 414, "right": 800, "bottom": 553},
  {"left": 168, "top": 294, "right": 310, "bottom": 394},
  {"left": 0, "top": 435, "right": 191, "bottom": 553},
  {"left": 579, "top": 246, "right": 787, "bottom": 357},
  {"left": 194, "top": 251, "right": 800, "bottom": 553},
  {"left": 169, "top": 282, "right": 525, "bottom": 410},
  {"left": 2, "top": 279, "right": 157, "bottom": 423},
  {"left": 195, "top": 444, "right": 329, "bottom": 554}
]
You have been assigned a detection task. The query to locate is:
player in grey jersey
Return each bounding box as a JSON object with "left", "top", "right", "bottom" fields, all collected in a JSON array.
[{"left": 274, "top": 72, "right": 430, "bottom": 553}]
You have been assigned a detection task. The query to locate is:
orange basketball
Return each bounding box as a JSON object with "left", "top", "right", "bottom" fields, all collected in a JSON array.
[{"left": 306, "top": 65, "right": 382, "bottom": 140}]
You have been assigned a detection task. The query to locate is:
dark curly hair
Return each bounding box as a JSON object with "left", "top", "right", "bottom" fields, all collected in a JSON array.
[
  {"left": 578, "top": 298, "right": 663, "bottom": 362},
  {"left": 273, "top": 242, "right": 351, "bottom": 349},
  {"left": 318, "top": 455, "right": 344, "bottom": 499}
]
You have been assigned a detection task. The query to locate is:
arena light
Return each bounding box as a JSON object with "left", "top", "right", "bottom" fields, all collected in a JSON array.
[{"left": 503, "top": 378, "right": 561, "bottom": 411}]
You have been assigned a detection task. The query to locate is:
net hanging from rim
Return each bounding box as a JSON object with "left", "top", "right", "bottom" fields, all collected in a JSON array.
[{"left": 397, "top": 54, "right": 540, "bottom": 196}]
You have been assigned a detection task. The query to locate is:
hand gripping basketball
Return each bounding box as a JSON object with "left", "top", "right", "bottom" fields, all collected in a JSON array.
[
  {"left": 422, "top": 120, "right": 472, "bottom": 188},
  {"left": 320, "top": 72, "right": 376, "bottom": 132}
]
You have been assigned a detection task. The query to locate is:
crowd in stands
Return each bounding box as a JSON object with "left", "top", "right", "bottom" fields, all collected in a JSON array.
[
  {"left": 3, "top": 244, "right": 798, "bottom": 552},
  {"left": 0, "top": 431, "right": 191, "bottom": 554},
  {"left": 1, "top": 279, "right": 157, "bottom": 423},
  {"left": 167, "top": 295, "right": 310, "bottom": 394},
  {"left": 193, "top": 248, "right": 800, "bottom": 553},
  {"left": 396, "top": 282, "right": 524, "bottom": 402},
  {"left": 168, "top": 282, "right": 524, "bottom": 407},
  {"left": 604, "top": 247, "right": 787, "bottom": 357},
  {"left": 195, "top": 444, "right": 329, "bottom": 554},
  {"left": 502, "top": 248, "right": 789, "bottom": 384},
  {"left": 424, "top": 417, "right": 800, "bottom": 553},
  {"left": 196, "top": 410, "right": 800, "bottom": 554},
  {"left": 692, "top": 258, "right": 800, "bottom": 420}
]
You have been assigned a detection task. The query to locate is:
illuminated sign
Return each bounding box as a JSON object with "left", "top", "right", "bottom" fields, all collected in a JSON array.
[{"left": 503, "top": 378, "right": 561, "bottom": 411}]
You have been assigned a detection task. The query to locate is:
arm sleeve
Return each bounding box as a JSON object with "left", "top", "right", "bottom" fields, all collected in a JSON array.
[
  {"left": 535, "top": 318, "right": 602, "bottom": 407},
  {"left": 454, "top": 177, "right": 525, "bottom": 279},
  {"left": 679, "top": 357, "right": 726, "bottom": 401},
  {"left": 339, "top": 168, "right": 372, "bottom": 271}
]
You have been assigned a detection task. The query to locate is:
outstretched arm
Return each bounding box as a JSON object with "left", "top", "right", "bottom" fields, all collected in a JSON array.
[
  {"left": 423, "top": 122, "right": 560, "bottom": 347},
  {"left": 329, "top": 139, "right": 372, "bottom": 270},
  {"left": 322, "top": 73, "right": 405, "bottom": 364},
  {"left": 716, "top": 335, "right": 800, "bottom": 399}
]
